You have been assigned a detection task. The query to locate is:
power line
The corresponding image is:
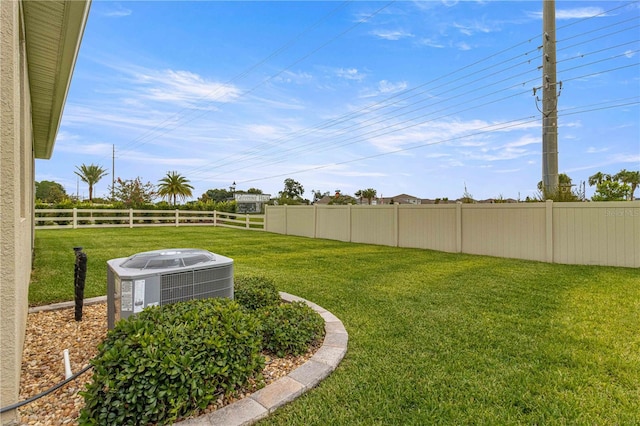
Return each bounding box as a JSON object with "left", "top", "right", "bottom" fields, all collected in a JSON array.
[
  {"left": 186, "top": 8, "right": 639, "bottom": 182},
  {"left": 113, "top": 1, "right": 396, "bottom": 162},
  {"left": 105, "top": 1, "right": 354, "bottom": 160}
]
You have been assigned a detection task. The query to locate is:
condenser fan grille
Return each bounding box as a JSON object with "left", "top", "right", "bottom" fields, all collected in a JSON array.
[{"left": 161, "top": 268, "right": 233, "bottom": 305}]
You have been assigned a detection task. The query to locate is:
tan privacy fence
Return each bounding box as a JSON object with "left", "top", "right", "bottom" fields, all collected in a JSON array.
[{"left": 265, "top": 201, "right": 639, "bottom": 268}]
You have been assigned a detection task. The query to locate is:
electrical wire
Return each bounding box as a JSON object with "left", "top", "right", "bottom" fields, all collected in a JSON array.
[
  {"left": 187, "top": 13, "right": 639, "bottom": 181},
  {"left": 105, "top": 1, "right": 354, "bottom": 160},
  {"left": 0, "top": 365, "right": 93, "bottom": 414},
  {"left": 112, "top": 1, "right": 396, "bottom": 161},
  {"left": 84, "top": 1, "right": 638, "bottom": 192}
]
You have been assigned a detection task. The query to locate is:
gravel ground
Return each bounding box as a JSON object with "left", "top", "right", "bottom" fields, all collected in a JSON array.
[{"left": 18, "top": 303, "right": 316, "bottom": 425}]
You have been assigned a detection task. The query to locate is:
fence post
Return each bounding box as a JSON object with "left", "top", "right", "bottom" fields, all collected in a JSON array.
[
  {"left": 394, "top": 204, "right": 399, "bottom": 247},
  {"left": 263, "top": 206, "right": 268, "bottom": 231},
  {"left": 129, "top": 209, "right": 133, "bottom": 228},
  {"left": 456, "top": 202, "right": 462, "bottom": 253},
  {"left": 73, "top": 208, "right": 78, "bottom": 229},
  {"left": 284, "top": 205, "right": 288, "bottom": 235},
  {"left": 313, "top": 204, "right": 318, "bottom": 239},
  {"left": 246, "top": 214, "right": 250, "bottom": 229},
  {"left": 175, "top": 209, "right": 179, "bottom": 227},
  {"left": 213, "top": 210, "right": 217, "bottom": 227},
  {"left": 348, "top": 204, "right": 353, "bottom": 242},
  {"left": 545, "top": 200, "right": 554, "bottom": 263}
]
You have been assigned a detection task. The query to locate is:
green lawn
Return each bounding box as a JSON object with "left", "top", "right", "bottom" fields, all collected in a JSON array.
[{"left": 32, "top": 227, "right": 640, "bottom": 424}]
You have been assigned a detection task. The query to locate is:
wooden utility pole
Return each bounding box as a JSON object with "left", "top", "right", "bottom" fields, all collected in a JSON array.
[{"left": 541, "top": 0, "right": 559, "bottom": 194}]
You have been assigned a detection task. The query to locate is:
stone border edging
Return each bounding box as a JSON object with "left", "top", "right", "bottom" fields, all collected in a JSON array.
[
  {"left": 29, "top": 294, "right": 349, "bottom": 425},
  {"left": 176, "top": 292, "right": 348, "bottom": 425}
]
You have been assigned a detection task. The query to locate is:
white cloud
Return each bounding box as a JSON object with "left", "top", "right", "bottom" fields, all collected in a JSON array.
[
  {"left": 586, "top": 146, "right": 608, "bottom": 154},
  {"left": 502, "top": 135, "right": 540, "bottom": 149},
  {"left": 56, "top": 141, "right": 113, "bottom": 156},
  {"left": 453, "top": 21, "right": 493, "bottom": 36},
  {"left": 359, "top": 79, "right": 407, "bottom": 98},
  {"left": 137, "top": 69, "right": 240, "bottom": 106},
  {"left": 370, "top": 29, "right": 414, "bottom": 41},
  {"left": 557, "top": 7, "right": 606, "bottom": 20},
  {"left": 528, "top": 7, "right": 606, "bottom": 20},
  {"left": 423, "top": 152, "right": 451, "bottom": 159},
  {"left": 378, "top": 80, "right": 408, "bottom": 94},
  {"left": 494, "top": 168, "right": 521, "bottom": 174},
  {"left": 417, "top": 38, "right": 445, "bottom": 48},
  {"left": 274, "top": 70, "right": 313, "bottom": 84},
  {"left": 336, "top": 68, "right": 366, "bottom": 81},
  {"left": 119, "top": 152, "right": 208, "bottom": 169},
  {"left": 366, "top": 117, "right": 532, "bottom": 153},
  {"left": 456, "top": 42, "right": 472, "bottom": 51},
  {"left": 103, "top": 5, "right": 132, "bottom": 18}
]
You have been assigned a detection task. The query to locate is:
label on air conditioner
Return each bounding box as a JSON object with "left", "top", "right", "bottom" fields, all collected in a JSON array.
[
  {"left": 121, "top": 280, "right": 133, "bottom": 311},
  {"left": 134, "top": 279, "right": 145, "bottom": 313}
]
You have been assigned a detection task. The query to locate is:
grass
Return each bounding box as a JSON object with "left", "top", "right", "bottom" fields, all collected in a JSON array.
[{"left": 32, "top": 227, "right": 640, "bottom": 424}]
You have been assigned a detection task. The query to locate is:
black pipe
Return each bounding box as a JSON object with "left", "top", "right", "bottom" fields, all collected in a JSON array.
[
  {"left": 0, "top": 365, "right": 93, "bottom": 414},
  {"left": 73, "top": 247, "right": 87, "bottom": 321}
]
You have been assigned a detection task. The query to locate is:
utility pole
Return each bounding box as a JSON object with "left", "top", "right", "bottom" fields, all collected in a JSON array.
[{"left": 541, "top": 0, "right": 559, "bottom": 194}]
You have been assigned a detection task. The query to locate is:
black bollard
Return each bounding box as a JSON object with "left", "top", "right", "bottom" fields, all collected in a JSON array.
[{"left": 73, "top": 247, "right": 87, "bottom": 321}]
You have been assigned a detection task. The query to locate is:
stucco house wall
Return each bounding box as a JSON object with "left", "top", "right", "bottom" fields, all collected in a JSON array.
[
  {"left": 1, "top": 2, "right": 34, "bottom": 422},
  {"left": 0, "top": 2, "right": 90, "bottom": 423}
]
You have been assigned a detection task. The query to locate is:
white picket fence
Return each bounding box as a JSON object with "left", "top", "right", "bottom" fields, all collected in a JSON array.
[{"left": 35, "top": 208, "right": 265, "bottom": 230}]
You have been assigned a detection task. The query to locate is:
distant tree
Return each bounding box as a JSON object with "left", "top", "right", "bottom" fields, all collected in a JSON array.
[
  {"left": 592, "top": 181, "right": 631, "bottom": 201},
  {"left": 278, "top": 178, "right": 304, "bottom": 203},
  {"left": 360, "top": 188, "right": 377, "bottom": 205},
  {"left": 157, "top": 171, "right": 194, "bottom": 206},
  {"left": 74, "top": 163, "right": 108, "bottom": 202},
  {"left": 588, "top": 169, "right": 638, "bottom": 201},
  {"left": 110, "top": 177, "right": 156, "bottom": 208},
  {"left": 329, "top": 190, "right": 357, "bottom": 205},
  {"left": 537, "top": 173, "right": 580, "bottom": 201},
  {"left": 613, "top": 169, "right": 639, "bottom": 201},
  {"left": 35, "top": 180, "right": 67, "bottom": 203},
  {"left": 200, "top": 188, "right": 233, "bottom": 203},
  {"left": 247, "top": 188, "right": 263, "bottom": 194},
  {"left": 311, "top": 190, "right": 330, "bottom": 203},
  {"left": 588, "top": 171, "right": 611, "bottom": 187}
]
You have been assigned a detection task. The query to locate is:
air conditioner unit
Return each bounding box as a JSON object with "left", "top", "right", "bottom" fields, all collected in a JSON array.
[{"left": 107, "top": 248, "right": 233, "bottom": 329}]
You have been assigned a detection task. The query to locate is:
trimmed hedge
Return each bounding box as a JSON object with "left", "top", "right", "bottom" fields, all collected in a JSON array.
[
  {"left": 79, "top": 298, "right": 264, "bottom": 425},
  {"left": 80, "top": 276, "right": 326, "bottom": 425},
  {"left": 233, "top": 275, "right": 281, "bottom": 311},
  {"left": 259, "top": 302, "right": 325, "bottom": 357}
]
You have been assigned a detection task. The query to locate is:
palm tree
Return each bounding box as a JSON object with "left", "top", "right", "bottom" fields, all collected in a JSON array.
[
  {"left": 74, "top": 163, "right": 108, "bottom": 202},
  {"left": 157, "top": 171, "right": 194, "bottom": 206},
  {"left": 354, "top": 190, "right": 363, "bottom": 204},
  {"left": 588, "top": 171, "right": 611, "bottom": 187},
  {"left": 614, "top": 169, "right": 640, "bottom": 201},
  {"left": 361, "top": 188, "right": 377, "bottom": 205}
]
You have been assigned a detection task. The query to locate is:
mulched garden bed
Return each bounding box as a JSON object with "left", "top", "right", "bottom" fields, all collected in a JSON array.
[{"left": 18, "top": 303, "right": 316, "bottom": 425}]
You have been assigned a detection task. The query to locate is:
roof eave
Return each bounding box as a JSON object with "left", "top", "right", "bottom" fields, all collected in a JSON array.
[{"left": 24, "top": 0, "right": 91, "bottom": 159}]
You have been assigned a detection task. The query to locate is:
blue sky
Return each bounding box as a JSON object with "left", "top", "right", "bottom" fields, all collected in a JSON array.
[{"left": 37, "top": 1, "right": 639, "bottom": 202}]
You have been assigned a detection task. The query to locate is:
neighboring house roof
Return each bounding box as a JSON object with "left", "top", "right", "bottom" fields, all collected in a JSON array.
[
  {"left": 314, "top": 196, "right": 334, "bottom": 205},
  {"left": 380, "top": 194, "right": 422, "bottom": 204},
  {"left": 23, "top": 0, "right": 91, "bottom": 159}
]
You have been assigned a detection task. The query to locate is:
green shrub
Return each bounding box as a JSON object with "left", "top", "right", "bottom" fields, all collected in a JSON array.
[
  {"left": 234, "top": 275, "right": 281, "bottom": 311},
  {"left": 79, "top": 298, "right": 264, "bottom": 425},
  {"left": 259, "top": 302, "right": 325, "bottom": 357}
]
